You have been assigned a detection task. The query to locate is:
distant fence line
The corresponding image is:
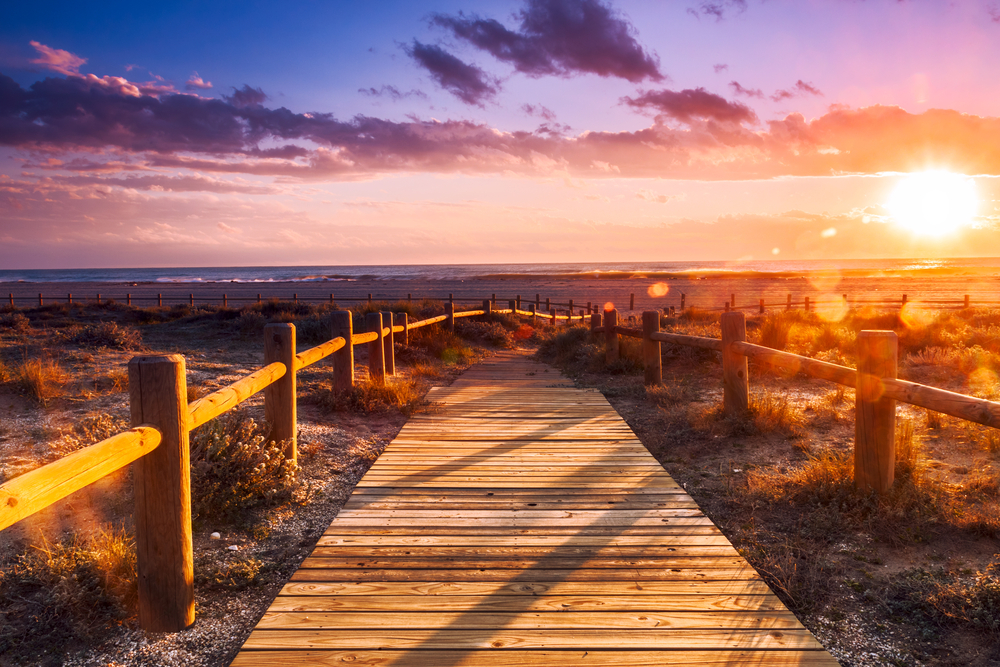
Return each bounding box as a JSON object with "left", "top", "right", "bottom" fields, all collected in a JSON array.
[{"left": 6, "top": 291, "right": 998, "bottom": 312}]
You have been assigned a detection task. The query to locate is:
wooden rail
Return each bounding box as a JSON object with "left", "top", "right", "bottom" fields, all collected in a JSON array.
[
  {"left": 594, "top": 307, "right": 1000, "bottom": 495},
  {"left": 7, "top": 294, "right": 996, "bottom": 635},
  {"left": 0, "top": 297, "right": 594, "bottom": 632}
]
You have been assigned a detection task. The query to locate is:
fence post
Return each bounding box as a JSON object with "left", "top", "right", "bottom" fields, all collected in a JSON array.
[
  {"left": 759, "top": 299, "right": 764, "bottom": 314},
  {"left": 642, "top": 311, "right": 661, "bottom": 386},
  {"left": 535, "top": 294, "right": 540, "bottom": 309},
  {"left": 38, "top": 293, "right": 43, "bottom": 307},
  {"left": 381, "top": 311, "right": 395, "bottom": 376},
  {"left": 445, "top": 301, "right": 455, "bottom": 333},
  {"left": 264, "top": 323, "right": 297, "bottom": 464},
  {"left": 508, "top": 299, "right": 515, "bottom": 314},
  {"left": 257, "top": 294, "right": 261, "bottom": 304},
  {"left": 158, "top": 293, "right": 162, "bottom": 307},
  {"left": 843, "top": 294, "right": 848, "bottom": 309},
  {"left": 68, "top": 293, "right": 72, "bottom": 304},
  {"left": 550, "top": 308, "right": 557, "bottom": 327},
  {"left": 591, "top": 312, "right": 600, "bottom": 334},
  {"left": 630, "top": 293, "right": 635, "bottom": 311},
  {"left": 568, "top": 299, "right": 574, "bottom": 316},
  {"left": 222, "top": 294, "right": 226, "bottom": 308},
  {"left": 331, "top": 311, "right": 353, "bottom": 392},
  {"left": 188, "top": 294, "right": 192, "bottom": 306},
  {"left": 786, "top": 294, "right": 791, "bottom": 310},
  {"left": 397, "top": 312, "right": 408, "bottom": 347},
  {"left": 546, "top": 297, "right": 550, "bottom": 311},
  {"left": 491, "top": 293, "right": 496, "bottom": 306},
  {"left": 731, "top": 294, "right": 735, "bottom": 309},
  {"left": 605, "top": 308, "right": 619, "bottom": 364},
  {"left": 855, "top": 331, "right": 897, "bottom": 493},
  {"left": 804, "top": 296, "right": 810, "bottom": 312},
  {"left": 721, "top": 311, "right": 749, "bottom": 416},
  {"left": 680, "top": 293, "right": 685, "bottom": 310},
  {"left": 965, "top": 294, "right": 970, "bottom": 308},
  {"left": 127, "top": 354, "right": 194, "bottom": 632},
  {"left": 529, "top": 303, "right": 536, "bottom": 324},
  {"left": 127, "top": 294, "right": 131, "bottom": 307},
  {"left": 516, "top": 295, "right": 521, "bottom": 311},
  {"left": 366, "top": 312, "right": 385, "bottom": 383},
  {"left": 97, "top": 293, "right": 102, "bottom": 304},
  {"left": 901, "top": 294, "right": 907, "bottom": 307},
  {"left": 483, "top": 299, "right": 492, "bottom": 317}
]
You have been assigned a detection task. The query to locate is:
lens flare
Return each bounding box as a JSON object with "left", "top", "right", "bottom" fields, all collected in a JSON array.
[
  {"left": 604, "top": 301, "right": 615, "bottom": 312},
  {"left": 647, "top": 282, "right": 669, "bottom": 298}
]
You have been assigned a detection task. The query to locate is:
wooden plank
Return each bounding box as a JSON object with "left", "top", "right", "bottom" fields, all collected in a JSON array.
[
  {"left": 266, "top": 593, "right": 781, "bottom": 612},
  {"left": 232, "top": 650, "right": 840, "bottom": 666},
  {"left": 254, "top": 610, "right": 804, "bottom": 630},
  {"left": 240, "top": 628, "right": 823, "bottom": 650},
  {"left": 233, "top": 350, "right": 836, "bottom": 664}
]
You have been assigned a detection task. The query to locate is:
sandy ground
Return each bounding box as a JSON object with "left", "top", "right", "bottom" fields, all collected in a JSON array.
[{"left": 6, "top": 273, "right": 1000, "bottom": 314}]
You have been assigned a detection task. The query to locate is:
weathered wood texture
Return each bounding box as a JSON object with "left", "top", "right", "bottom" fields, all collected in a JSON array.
[
  {"left": 264, "top": 323, "right": 297, "bottom": 463},
  {"left": 233, "top": 351, "right": 837, "bottom": 665},
  {"left": 721, "top": 312, "right": 749, "bottom": 416},
  {"left": 855, "top": 331, "right": 897, "bottom": 492},
  {"left": 331, "top": 311, "right": 354, "bottom": 392},
  {"left": 0, "top": 427, "right": 160, "bottom": 531},
  {"left": 128, "top": 355, "right": 195, "bottom": 632}
]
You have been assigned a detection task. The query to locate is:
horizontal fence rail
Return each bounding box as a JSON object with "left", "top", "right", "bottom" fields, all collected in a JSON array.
[
  {"left": 0, "top": 296, "right": 599, "bottom": 633},
  {"left": 597, "top": 307, "right": 1000, "bottom": 496},
  {"left": 5, "top": 296, "right": 1000, "bottom": 634}
]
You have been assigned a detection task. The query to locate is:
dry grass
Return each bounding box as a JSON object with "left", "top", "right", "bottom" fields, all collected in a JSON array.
[
  {"left": 316, "top": 376, "right": 425, "bottom": 415},
  {"left": 0, "top": 524, "right": 137, "bottom": 662},
  {"left": 14, "top": 358, "right": 67, "bottom": 404}
]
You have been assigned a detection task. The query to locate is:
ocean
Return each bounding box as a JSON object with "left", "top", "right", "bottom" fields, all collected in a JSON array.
[{"left": 2, "top": 257, "right": 1000, "bottom": 284}]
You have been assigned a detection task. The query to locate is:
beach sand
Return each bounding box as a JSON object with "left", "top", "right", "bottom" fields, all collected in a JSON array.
[{"left": 5, "top": 272, "right": 1000, "bottom": 314}]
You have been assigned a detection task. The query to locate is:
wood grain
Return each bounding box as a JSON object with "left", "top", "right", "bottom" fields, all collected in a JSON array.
[{"left": 232, "top": 350, "right": 837, "bottom": 664}]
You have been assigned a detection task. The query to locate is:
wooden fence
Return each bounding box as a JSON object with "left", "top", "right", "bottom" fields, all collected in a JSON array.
[
  {"left": 3, "top": 297, "right": 1000, "bottom": 633},
  {"left": 0, "top": 298, "right": 588, "bottom": 632},
  {"left": 595, "top": 308, "right": 1000, "bottom": 495}
]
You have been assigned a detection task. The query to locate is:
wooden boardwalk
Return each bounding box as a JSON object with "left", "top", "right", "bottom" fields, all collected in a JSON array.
[{"left": 232, "top": 351, "right": 839, "bottom": 666}]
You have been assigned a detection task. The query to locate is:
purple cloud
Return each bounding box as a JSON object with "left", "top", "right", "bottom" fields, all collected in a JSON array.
[
  {"left": 224, "top": 85, "right": 267, "bottom": 107},
  {"left": 432, "top": 0, "right": 663, "bottom": 83},
  {"left": 713, "top": 63, "right": 728, "bottom": 73},
  {"left": 771, "top": 80, "right": 823, "bottom": 102},
  {"left": 359, "top": 85, "right": 428, "bottom": 101},
  {"left": 623, "top": 88, "right": 756, "bottom": 124},
  {"left": 404, "top": 41, "right": 499, "bottom": 106},
  {"left": 522, "top": 103, "right": 557, "bottom": 121},
  {"left": 729, "top": 81, "right": 763, "bottom": 98},
  {"left": 687, "top": 0, "right": 746, "bottom": 21}
]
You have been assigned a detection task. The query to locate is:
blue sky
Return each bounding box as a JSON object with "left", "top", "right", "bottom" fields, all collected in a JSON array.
[{"left": 3, "top": 0, "right": 1000, "bottom": 268}]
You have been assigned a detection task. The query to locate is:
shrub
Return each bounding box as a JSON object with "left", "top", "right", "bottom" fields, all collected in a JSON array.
[
  {"left": 235, "top": 311, "right": 267, "bottom": 337},
  {"left": 0, "top": 525, "right": 136, "bottom": 662},
  {"left": 75, "top": 412, "right": 129, "bottom": 443},
  {"left": 64, "top": 322, "right": 142, "bottom": 350},
  {"left": 455, "top": 320, "right": 515, "bottom": 348},
  {"left": 15, "top": 358, "right": 66, "bottom": 404},
  {"left": 317, "top": 377, "right": 424, "bottom": 415},
  {"left": 758, "top": 313, "right": 792, "bottom": 350},
  {"left": 0, "top": 312, "right": 30, "bottom": 332},
  {"left": 189, "top": 410, "right": 297, "bottom": 526}
]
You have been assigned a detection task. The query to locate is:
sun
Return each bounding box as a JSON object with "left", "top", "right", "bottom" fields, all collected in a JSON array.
[{"left": 886, "top": 171, "right": 977, "bottom": 237}]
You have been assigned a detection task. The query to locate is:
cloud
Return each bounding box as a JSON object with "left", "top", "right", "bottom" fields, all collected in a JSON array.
[
  {"left": 713, "top": 63, "right": 728, "bottom": 73},
  {"left": 729, "top": 81, "right": 764, "bottom": 99},
  {"left": 771, "top": 79, "right": 824, "bottom": 102},
  {"left": 358, "top": 85, "right": 428, "bottom": 100},
  {"left": 7, "top": 71, "right": 1000, "bottom": 181},
  {"left": 636, "top": 189, "right": 681, "bottom": 204},
  {"left": 404, "top": 41, "right": 499, "bottom": 106},
  {"left": 217, "top": 221, "right": 241, "bottom": 234},
  {"left": 29, "top": 41, "right": 86, "bottom": 76},
  {"left": 687, "top": 0, "right": 747, "bottom": 21},
  {"left": 623, "top": 88, "right": 757, "bottom": 124},
  {"left": 432, "top": 0, "right": 663, "bottom": 83},
  {"left": 185, "top": 73, "right": 213, "bottom": 90},
  {"left": 522, "top": 103, "right": 557, "bottom": 121},
  {"left": 224, "top": 84, "right": 267, "bottom": 107}
]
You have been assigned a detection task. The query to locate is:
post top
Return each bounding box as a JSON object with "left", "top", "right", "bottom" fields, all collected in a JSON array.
[{"left": 128, "top": 354, "right": 184, "bottom": 366}]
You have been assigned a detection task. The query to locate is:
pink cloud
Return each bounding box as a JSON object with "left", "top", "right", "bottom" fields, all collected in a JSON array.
[
  {"left": 29, "top": 41, "right": 87, "bottom": 76},
  {"left": 185, "top": 73, "right": 213, "bottom": 90}
]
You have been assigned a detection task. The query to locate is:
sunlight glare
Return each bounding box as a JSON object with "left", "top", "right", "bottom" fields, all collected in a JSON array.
[{"left": 887, "top": 171, "right": 977, "bottom": 236}]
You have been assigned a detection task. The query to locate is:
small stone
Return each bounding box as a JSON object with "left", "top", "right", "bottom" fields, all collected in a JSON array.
[
  {"left": 227, "top": 544, "right": 239, "bottom": 551},
  {"left": 210, "top": 532, "right": 221, "bottom": 540}
]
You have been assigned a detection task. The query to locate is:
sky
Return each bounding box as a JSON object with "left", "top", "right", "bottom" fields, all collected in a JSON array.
[{"left": 3, "top": 0, "right": 1000, "bottom": 269}]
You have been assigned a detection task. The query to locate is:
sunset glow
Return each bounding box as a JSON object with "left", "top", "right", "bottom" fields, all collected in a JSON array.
[
  {"left": 3, "top": 3, "right": 1000, "bottom": 267},
  {"left": 887, "top": 171, "right": 978, "bottom": 237}
]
